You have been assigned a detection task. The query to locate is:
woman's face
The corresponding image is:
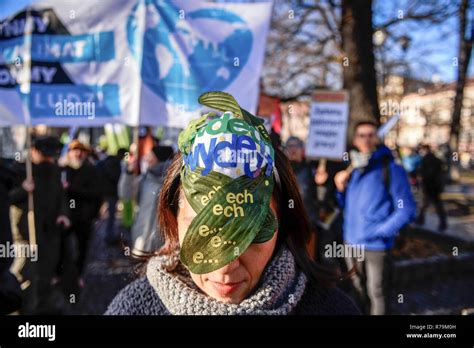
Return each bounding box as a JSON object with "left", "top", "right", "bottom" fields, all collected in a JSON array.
[{"left": 177, "top": 191, "right": 278, "bottom": 304}]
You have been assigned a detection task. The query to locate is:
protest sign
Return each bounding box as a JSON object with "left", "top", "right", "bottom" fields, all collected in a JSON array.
[{"left": 306, "top": 90, "right": 349, "bottom": 160}]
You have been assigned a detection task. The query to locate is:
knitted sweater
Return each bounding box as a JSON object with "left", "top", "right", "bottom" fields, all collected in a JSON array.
[{"left": 105, "top": 248, "right": 359, "bottom": 315}]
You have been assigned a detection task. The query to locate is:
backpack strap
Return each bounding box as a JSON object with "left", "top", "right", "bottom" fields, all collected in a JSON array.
[{"left": 381, "top": 156, "right": 391, "bottom": 194}]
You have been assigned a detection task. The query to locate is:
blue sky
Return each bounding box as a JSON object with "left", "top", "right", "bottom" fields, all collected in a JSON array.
[
  {"left": 1, "top": 0, "right": 471, "bottom": 83},
  {"left": 0, "top": 0, "right": 36, "bottom": 19},
  {"left": 373, "top": 0, "right": 473, "bottom": 82}
]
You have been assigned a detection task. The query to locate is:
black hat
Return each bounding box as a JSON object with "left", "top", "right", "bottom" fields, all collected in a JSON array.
[
  {"left": 151, "top": 145, "right": 174, "bottom": 162},
  {"left": 32, "top": 136, "right": 62, "bottom": 157},
  {"left": 286, "top": 136, "right": 304, "bottom": 147}
]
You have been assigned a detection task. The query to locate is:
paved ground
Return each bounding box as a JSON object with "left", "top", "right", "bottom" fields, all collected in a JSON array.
[
  {"left": 419, "top": 183, "right": 474, "bottom": 242},
  {"left": 389, "top": 275, "right": 474, "bottom": 315}
]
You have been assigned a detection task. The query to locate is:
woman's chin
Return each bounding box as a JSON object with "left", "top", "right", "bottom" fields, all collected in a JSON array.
[
  {"left": 205, "top": 281, "right": 249, "bottom": 304},
  {"left": 213, "top": 294, "right": 242, "bottom": 304}
]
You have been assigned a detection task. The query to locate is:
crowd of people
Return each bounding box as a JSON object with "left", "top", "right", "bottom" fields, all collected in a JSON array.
[
  {"left": 0, "top": 135, "right": 174, "bottom": 314},
  {"left": 0, "top": 118, "right": 453, "bottom": 316}
]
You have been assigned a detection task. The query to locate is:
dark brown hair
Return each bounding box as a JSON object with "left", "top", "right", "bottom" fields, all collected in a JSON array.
[
  {"left": 353, "top": 120, "right": 378, "bottom": 132},
  {"left": 155, "top": 147, "right": 341, "bottom": 287}
]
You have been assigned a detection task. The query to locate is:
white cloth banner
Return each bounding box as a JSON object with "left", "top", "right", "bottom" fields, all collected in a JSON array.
[
  {"left": 0, "top": 0, "right": 272, "bottom": 127},
  {"left": 306, "top": 90, "right": 349, "bottom": 160}
]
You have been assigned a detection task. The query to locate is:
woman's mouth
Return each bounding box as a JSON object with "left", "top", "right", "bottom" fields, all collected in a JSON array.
[{"left": 208, "top": 280, "right": 245, "bottom": 296}]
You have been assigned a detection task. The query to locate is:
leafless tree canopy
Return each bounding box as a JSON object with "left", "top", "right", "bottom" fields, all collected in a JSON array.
[{"left": 262, "top": 0, "right": 457, "bottom": 100}]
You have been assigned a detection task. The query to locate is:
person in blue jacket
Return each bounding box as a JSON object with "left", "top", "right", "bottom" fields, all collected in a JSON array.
[{"left": 334, "top": 120, "right": 416, "bottom": 315}]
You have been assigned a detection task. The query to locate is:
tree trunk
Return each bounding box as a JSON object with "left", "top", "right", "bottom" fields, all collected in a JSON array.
[
  {"left": 341, "top": 0, "right": 380, "bottom": 138},
  {"left": 450, "top": 0, "right": 473, "bottom": 156}
]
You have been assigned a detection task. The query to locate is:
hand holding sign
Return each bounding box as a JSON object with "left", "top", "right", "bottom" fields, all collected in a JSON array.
[{"left": 334, "top": 169, "right": 351, "bottom": 192}]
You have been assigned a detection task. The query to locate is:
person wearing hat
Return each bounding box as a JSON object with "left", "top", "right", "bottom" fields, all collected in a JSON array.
[
  {"left": 62, "top": 139, "right": 100, "bottom": 287},
  {"left": 106, "top": 92, "right": 359, "bottom": 315},
  {"left": 118, "top": 144, "right": 174, "bottom": 254},
  {"left": 9, "top": 136, "right": 70, "bottom": 314}
]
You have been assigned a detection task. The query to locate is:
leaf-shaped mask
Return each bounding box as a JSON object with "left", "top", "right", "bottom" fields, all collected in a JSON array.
[{"left": 178, "top": 92, "right": 277, "bottom": 274}]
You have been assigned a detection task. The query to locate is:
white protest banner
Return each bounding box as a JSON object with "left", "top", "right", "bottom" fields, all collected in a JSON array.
[
  {"left": 137, "top": 0, "right": 272, "bottom": 127},
  {"left": 0, "top": 0, "right": 143, "bottom": 126},
  {"left": 306, "top": 90, "right": 349, "bottom": 160},
  {"left": 0, "top": 0, "right": 272, "bottom": 127}
]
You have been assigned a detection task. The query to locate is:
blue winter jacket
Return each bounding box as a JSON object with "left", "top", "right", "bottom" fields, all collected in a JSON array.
[{"left": 337, "top": 145, "right": 416, "bottom": 251}]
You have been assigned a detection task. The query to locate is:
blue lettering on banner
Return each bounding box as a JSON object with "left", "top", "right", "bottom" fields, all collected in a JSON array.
[
  {"left": 264, "top": 151, "right": 273, "bottom": 176},
  {"left": 185, "top": 138, "right": 217, "bottom": 174},
  {"left": 236, "top": 135, "right": 256, "bottom": 151},
  {"left": 0, "top": 32, "right": 115, "bottom": 64},
  {"left": 26, "top": 84, "right": 120, "bottom": 117},
  {"left": 184, "top": 134, "right": 273, "bottom": 177}
]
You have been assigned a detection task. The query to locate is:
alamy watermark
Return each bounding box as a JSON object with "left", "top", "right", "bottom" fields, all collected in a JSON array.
[
  {"left": 324, "top": 242, "right": 365, "bottom": 262},
  {"left": 55, "top": 99, "right": 95, "bottom": 119},
  {"left": 0, "top": 241, "right": 38, "bottom": 262},
  {"left": 18, "top": 322, "right": 55, "bottom": 341},
  {"left": 216, "top": 148, "right": 261, "bottom": 165},
  {"left": 380, "top": 99, "right": 420, "bottom": 118}
]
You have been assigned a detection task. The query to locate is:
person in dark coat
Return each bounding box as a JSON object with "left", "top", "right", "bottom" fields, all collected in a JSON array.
[
  {"left": 97, "top": 148, "right": 127, "bottom": 245},
  {"left": 284, "top": 137, "right": 319, "bottom": 259},
  {"left": 416, "top": 144, "right": 448, "bottom": 231},
  {"left": 284, "top": 137, "right": 319, "bottom": 230},
  {"left": 62, "top": 140, "right": 100, "bottom": 286},
  {"left": 0, "top": 161, "right": 15, "bottom": 273},
  {"left": 314, "top": 159, "right": 348, "bottom": 266},
  {"left": 9, "top": 136, "right": 70, "bottom": 314},
  {"left": 0, "top": 160, "right": 22, "bottom": 314}
]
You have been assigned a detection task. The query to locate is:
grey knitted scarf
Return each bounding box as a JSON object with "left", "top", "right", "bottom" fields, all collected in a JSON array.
[{"left": 146, "top": 247, "right": 307, "bottom": 315}]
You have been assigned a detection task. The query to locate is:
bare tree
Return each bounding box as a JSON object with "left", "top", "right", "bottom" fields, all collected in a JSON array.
[
  {"left": 262, "top": 0, "right": 458, "bottom": 129},
  {"left": 263, "top": 0, "right": 342, "bottom": 99},
  {"left": 373, "top": 0, "right": 457, "bottom": 86},
  {"left": 341, "top": 0, "right": 380, "bottom": 127},
  {"left": 450, "top": 0, "right": 473, "bottom": 155}
]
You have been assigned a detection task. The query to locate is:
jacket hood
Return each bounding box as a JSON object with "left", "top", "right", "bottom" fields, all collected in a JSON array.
[{"left": 369, "top": 144, "right": 393, "bottom": 165}]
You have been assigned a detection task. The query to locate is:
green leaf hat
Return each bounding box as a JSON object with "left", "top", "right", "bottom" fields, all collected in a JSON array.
[{"left": 178, "top": 92, "right": 278, "bottom": 274}]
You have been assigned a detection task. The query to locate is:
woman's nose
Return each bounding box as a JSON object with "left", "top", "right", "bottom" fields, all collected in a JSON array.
[{"left": 215, "top": 257, "right": 240, "bottom": 274}]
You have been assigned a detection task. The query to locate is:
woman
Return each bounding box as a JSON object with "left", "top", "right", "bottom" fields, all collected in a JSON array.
[{"left": 106, "top": 92, "right": 359, "bottom": 315}]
